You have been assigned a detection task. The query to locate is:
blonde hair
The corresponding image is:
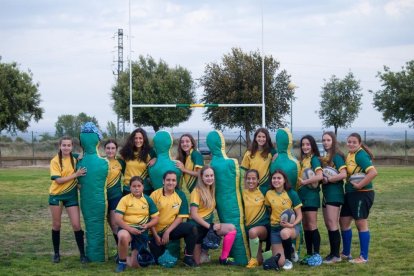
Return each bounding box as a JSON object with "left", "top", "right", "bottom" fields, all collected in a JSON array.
[{"left": 194, "top": 165, "right": 215, "bottom": 210}]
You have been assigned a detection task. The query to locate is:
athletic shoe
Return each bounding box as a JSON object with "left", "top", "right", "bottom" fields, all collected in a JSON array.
[
  {"left": 115, "top": 262, "right": 127, "bottom": 273},
  {"left": 80, "top": 255, "right": 89, "bottom": 264},
  {"left": 262, "top": 254, "right": 280, "bottom": 271},
  {"left": 307, "top": 253, "right": 322, "bottom": 267},
  {"left": 200, "top": 252, "right": 211, "bottom": 264},
  {"left": 246, "top": 258, "right": 259, "bottom": 268},
  {"left": 283, "top": 259, "right": 293, "bottom": 270},
  {"left": 349, "top": 256, "right": 368, "bottom": 264},
  {"left": 219, "top": 257, "right": 236, "bottom": 265},
  {"left": 183, "top": 256, "right": 198, "bottom": 268},
  {"left": 300, "top": 254, "right": 311, "bottom": 265},
  {"left": 323, "top": 254, "right": 342, "bottom": 264},
  {"left": 52, "top": 253, "right": 60, "bottom": 263},
  {"left": 340, "top": 253, "right": 353, "bottom": 261}
]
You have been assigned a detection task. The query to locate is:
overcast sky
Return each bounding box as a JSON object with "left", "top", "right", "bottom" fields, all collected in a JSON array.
[{"left": 1, "top": 0, "right": 413, "bottom": 134}]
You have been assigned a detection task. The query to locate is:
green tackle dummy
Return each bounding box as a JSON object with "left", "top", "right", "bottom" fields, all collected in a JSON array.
[
  {"left": 206, "top": 130, "right": 249, "bottom": 265},
  {"left": 77, "top": 122, "right": 109, "bottom": 262},
  {"left": 148, "top": 130, "right": 182, "bottom": 190}
]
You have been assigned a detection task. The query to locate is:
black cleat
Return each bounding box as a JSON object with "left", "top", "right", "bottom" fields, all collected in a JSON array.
[{"left": 52, "top": 253, "right": 60, "bottom": 263}]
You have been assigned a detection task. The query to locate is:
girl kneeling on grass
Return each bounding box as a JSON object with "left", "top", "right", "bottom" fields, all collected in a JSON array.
[
  {"left": 339, "top": 133, "right": 377, "bottom": 264},
  {"left": 189, "top": 165, "right": 237, "bottom": 265},
  {"left": 114, "top": 176, "right": 159, "bottom": 273},
  {"left": 243, "top": 169, "right": 270, "bottom": 268},
  {"left": 265, "top": 170, "right": 303, "bottom": 270},
  {"left": 49, "top": 136, "right": 87, "bottom": 264}
]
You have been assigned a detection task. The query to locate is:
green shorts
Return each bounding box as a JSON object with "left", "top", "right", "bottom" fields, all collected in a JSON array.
[{"left": 49, "top": 187, "right": 79, "bottom": 207}]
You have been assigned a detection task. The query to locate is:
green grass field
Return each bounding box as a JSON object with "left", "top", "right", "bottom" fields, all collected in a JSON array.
[{"left": 0, "top": 166, "right": 413, "bottom": 275}]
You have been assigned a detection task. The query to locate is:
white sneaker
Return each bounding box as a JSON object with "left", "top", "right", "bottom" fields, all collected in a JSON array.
[{"left": 283, "top": 259, "right": 293, "bottom": 270}]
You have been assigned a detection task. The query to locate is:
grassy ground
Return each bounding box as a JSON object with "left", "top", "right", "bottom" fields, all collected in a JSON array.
[{"left": 0, "top": 166, "right": 413, "bottom": 275}]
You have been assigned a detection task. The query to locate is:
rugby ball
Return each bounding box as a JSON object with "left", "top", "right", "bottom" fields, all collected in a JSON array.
[
  {"left": 280, "top": 209, "right": 296, "bottom": 225},
  {"left": 323, "top": 166, "right": 339, "bottom": 178},
  {"left": 349, "top": 173, "right": 366, "bottom": 184},
  {"left": 302, "top": 168, "right": 319, "bottom": 189}
]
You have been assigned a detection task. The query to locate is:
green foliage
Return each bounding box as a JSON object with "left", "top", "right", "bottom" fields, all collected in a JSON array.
[
  {"left": 0, "top": 135, "right": 13, "bottom": 142},
  {"left": 112, "top": 55, "right": 195, "bottom": 132},
  {"left": 106, "top": 121, "right": 117, "bottom": 139},
  {"left": 39, "top": 132, "right": 55, "bottom": 142},
  {"left": 200, "top": 48, "right": 292, "bottom": 145},
  {"left": 0, "top": 57, "right": 43, "bottom": 133},
  {"left": 14, "top": 137, "right": 25, "bottom": 143},
  {"left": 371, "top": 60, "right": 414, "bottom": 127},
  {"left": 319, "top": 72, "right": 362, "bottom": 134},
  {"left": 55, "top": 112, "right": 99, "bottom": 138}
]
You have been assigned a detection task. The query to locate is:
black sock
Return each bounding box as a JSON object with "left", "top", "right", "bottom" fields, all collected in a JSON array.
[
  {"left": 331, "top": 230, "right": 341, "bottom": 257},
  {"left": 52, "top": 230, "right": 60, "bottom": 254},
  {"left": 304, "top": 230, "right": 313, "bottom": 255},
  {"left": 328, "top": 230, "right": 334, "bottom": 256},
  {"left": 113, "top": 233, "right": 119, "bottom": 246},
  {"left": 74, "top": 230, "right": 85, "bottom": 256},
  {"left": 312, "top": 229, "right": 321, "bottom": 254},
  {"left": 282, "top": 238, "right": 292, "bottom": 261},
  {"left": 119, "top": 258, "right": 126, "bottom": 264}
]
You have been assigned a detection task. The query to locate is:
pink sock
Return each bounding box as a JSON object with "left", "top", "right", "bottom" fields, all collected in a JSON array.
[{"left": 220, "top": 230, "right": 237, "bottom": 259}]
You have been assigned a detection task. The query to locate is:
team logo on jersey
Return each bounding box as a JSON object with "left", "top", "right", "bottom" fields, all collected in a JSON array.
[
  {"left": 255, "top": 197, "right": 260, "bottom": 202},
  {"left": 282, "top": 199, "right": 289, "bottom": 205},
  {"left": 172, "top": 203, "right": 180, "bottom": 209}
]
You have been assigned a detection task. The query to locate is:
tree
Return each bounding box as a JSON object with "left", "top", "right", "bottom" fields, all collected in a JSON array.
[
  {"left": 106, "top": 121, "right": 117, "bottom": 138},
  {"left": 318, "top": 72, "right": 362, "bottom": 135},
  {"left": 111, "top": 55, "right": 195, "bottom": 132},
  {"left": 0, "top": 57, "right": 43, "bottom": 133},
  {"left": 199, "top": 47, "right": 292, "bottom": 145},
  {"left": 371, "top": 60, "right": 414, "bottom": 127},
  {"left": 55, "top": 112, "right": 99, "bottom": 138}
]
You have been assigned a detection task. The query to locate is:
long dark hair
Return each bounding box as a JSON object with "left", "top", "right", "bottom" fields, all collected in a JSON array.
[
  {"left": 300, "top": 135, "right": 320, "bottom": 161},
  {"left": 270, "top": 169, "right": 292, "bottom": 191},
  {"left": 249, "top": 128, "right": 274, "bottom": 158},
  {"left": 322, "top": 131, "right": 344, "bottom": 166},
  {"left": 348, "top": 132, "right": 374, "bottom": 159},
  {"left": 58, "top": 136, "right": 75, "bottom": 171},
  {"left": 176, "top": 133, "right": 197, "bottom": 164},
  {"left": 119, "top": 128, "right": 151, "bottom": 162}
]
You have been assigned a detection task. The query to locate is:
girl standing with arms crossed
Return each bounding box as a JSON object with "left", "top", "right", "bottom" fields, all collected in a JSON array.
[
  {"left": 104, "top": 139, "right": 125, "bottom": 248},
  {"left": 175, "top": 133, "right": 204, "bottom": 193},
  {"left": 119, "top": 128, "right": 155, "bottom": 195},
  {"left": 265, "top": 170, "right": 302, "bottom": 270},
  {"left": 243, "top": 169, "right": 270, "bottom": 268},
  {"left": 49, "top": 137, "right": 87, "bottom": 263},
  {"left": 320, "top": 132, "right": 347, "bottom": 264},
  {"left": 340, "top": 133, "right": 377, "bottom": 264},
  {"left": 189, "top": 165, "right": 237, "bottom": 265},
  {"left": 241, "top": 128, "right": 276, "bottom": 194},
  {"left": 298, "top": 135, "right": 323, "bottom": 265}
]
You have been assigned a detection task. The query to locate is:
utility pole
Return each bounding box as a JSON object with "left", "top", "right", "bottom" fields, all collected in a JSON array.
[{"left": 114, "top": 28, "right": 124, "bottom": 138}]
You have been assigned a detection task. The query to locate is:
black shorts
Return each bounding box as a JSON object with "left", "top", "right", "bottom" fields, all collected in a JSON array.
[
  {"left": 340, "top": 191, "right": 375, "bottom": 220},
  {"left": 117, "top": 227, "right": 148, "bottom": 251},
  {"left": 196, "top": 225, "right": 209, "bottom": 244},
  {"left": 322, "top": 201, "right": 342, "bottom": 208},
  {"left": 301, "top": 206, "right": 318, "bottom": 212}
]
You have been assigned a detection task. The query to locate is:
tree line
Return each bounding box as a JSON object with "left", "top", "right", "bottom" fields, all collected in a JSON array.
[{"left": 1, "top": 52, "right": 413, "bottom": 142}]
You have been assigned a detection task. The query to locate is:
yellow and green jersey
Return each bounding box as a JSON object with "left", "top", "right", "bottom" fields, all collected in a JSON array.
[
  {"left": 241, "top": 149, "right": 276, "bottom": 193},
  {"left": 345, "top": 148, "right": 375, "bottom": 193},
  {"left": 150, "top": 188, "right": 189, "bottom": 233},
  {"left": 242, "top": 188, "right": 269, "bottom": 229},
  {"left": 106, "top": 158, "right": 124, "bottom": 200},
  {"left": 189, "top": 188, "right": 215, "bottom": 224},
  {"left": 321, "top": 153, "right": 346, "bottom": 203},
  {"left": 49, "top": 155, "right": 78, "bottom": 195},
  {"left": 298, "top": 154, "right": 322, "bottom": 208},
  {"left": 121, "top": 149, "right": 156, "bottom": 192},
  {"left": 182, "top": 149, "right": 204, "bottom": 193},
  {"left": 265, "top": 189, "right": 302, "bottom": 229},
  {"left": 115, "top": 193, "right": 158, "bottom": 227}
]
